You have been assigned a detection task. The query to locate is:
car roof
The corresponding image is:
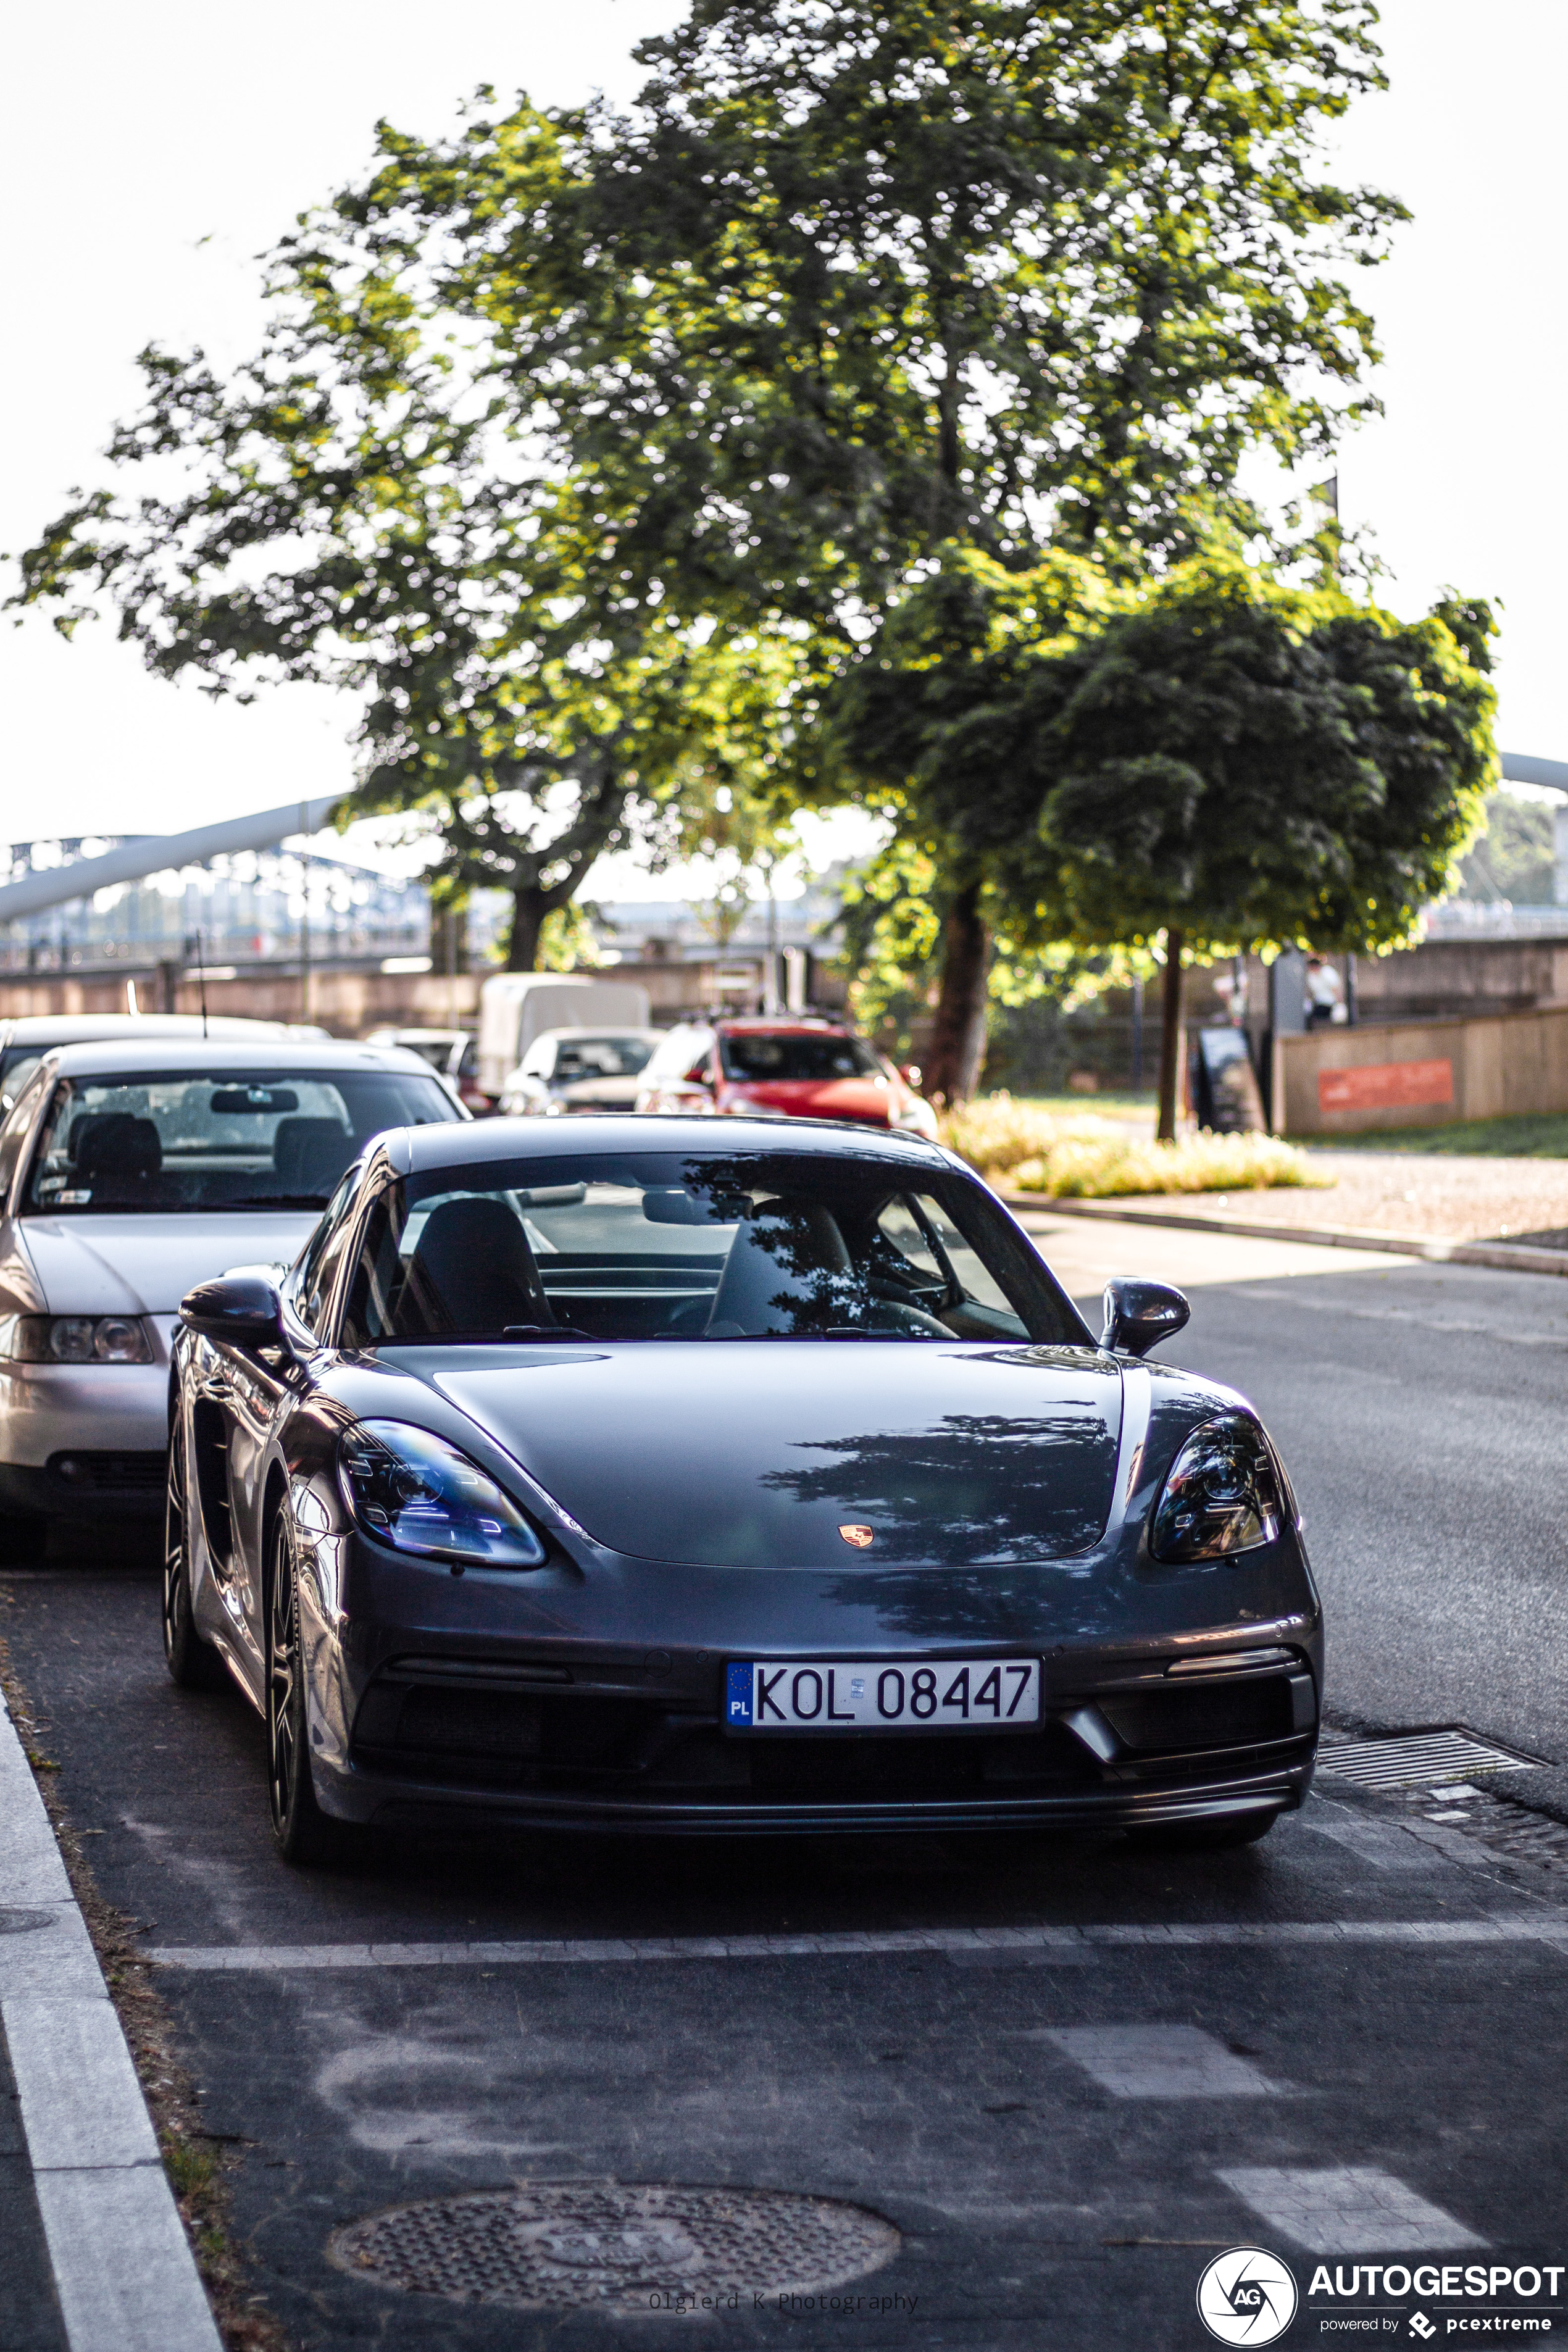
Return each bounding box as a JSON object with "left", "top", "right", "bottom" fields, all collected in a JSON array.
[
  {"left": 0, "top": 1013, "right": 297, "bottom": 1045},
  {"left": 714, "top": 1019, "right": 849, "bottom": 1035},
  {"left": 401, "top": 1111, "right": 946, "bottom": 1174},
  {"left": 40, "top": 1037, "right": 442, "bottom": 1078},
  {"left": 530, "top": 1026, "right": 661, "bottom": 1044},
  {"left": 367, "top": 1027, "right": 470, "bottom": 1042}
]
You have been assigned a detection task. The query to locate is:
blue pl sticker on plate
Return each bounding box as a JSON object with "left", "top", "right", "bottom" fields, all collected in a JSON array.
[{"left": 725, "top": 1662, "right": 753, "bottom": 1727}]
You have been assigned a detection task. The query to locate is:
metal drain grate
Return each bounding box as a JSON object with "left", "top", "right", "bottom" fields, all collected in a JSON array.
[
  {"left": 1317, "top": 1728, "right": 1545, "bottom": 1791},
  {"left": 331, "top": 2181, "right": 900, "bottom": 2314}
]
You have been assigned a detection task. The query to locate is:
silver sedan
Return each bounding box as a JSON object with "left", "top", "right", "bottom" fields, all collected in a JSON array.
[{"left": 0, "top": 1036, "right": 464, "bottom": 1556}]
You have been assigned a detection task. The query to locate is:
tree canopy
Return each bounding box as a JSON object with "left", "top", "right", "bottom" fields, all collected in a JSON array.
[
  {"left": 827, "top": 546, "right": 1498, "bottom": 1124},
  {"left": 12, "top": 0, "right": 1406, "bottom": 1003}
]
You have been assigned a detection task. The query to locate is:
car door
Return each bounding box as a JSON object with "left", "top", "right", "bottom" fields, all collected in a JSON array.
[{"left": 188, "top": 1169, "right": 362, "bottom": 1658}]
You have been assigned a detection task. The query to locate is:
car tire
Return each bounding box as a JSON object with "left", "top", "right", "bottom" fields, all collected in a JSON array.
[
  {"left": 266, "top": 1509, "right": 351, "bottom": 1867},
  {"left": 163, "top": 1420, "right": 227, "bottom": 1691},
  {"left": 0, "top": 1514, "right": 46, "bottom": 1567},
  {"left": 1126, "top": 1811, "right": 1280, "bottom": 1853}
]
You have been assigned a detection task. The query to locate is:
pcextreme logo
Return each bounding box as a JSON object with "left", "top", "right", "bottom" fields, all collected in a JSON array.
[{"left": 1197, "top": 2248, "right": 1299, "bottom": 2345}]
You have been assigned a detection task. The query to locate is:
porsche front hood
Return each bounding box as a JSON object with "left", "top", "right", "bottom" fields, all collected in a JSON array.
[
  {"left": 15, "top": 1212, "right": 319, "bottom": 1315},
  {"left": 423, "top": 1340, "right": 1124, "bottom": 1569}
]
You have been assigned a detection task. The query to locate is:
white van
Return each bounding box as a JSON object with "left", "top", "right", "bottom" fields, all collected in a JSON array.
[{"left": 477, "top": 975, "right": 653, "bottom": 1102}]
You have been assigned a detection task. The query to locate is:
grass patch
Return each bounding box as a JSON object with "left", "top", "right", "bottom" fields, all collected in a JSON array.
[
  {"left": 940, "top": 1097, "right": 1325, "bottom": 1196},
  {"left": 1305, "top": 1110, "right": 1568, "bottom": 1158}
]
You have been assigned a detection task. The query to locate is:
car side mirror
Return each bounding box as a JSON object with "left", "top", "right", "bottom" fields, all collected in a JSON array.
[
  {"left": 1100, "top": 1277, "right": 1190, "bottom": 1357},
  {"left": 180, "top": 1275, "right": 286, "bottom": 1353}
]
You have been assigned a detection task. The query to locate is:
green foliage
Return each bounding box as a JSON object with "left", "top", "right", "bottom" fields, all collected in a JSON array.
[
  {"left": 1033, "top": 556, "right": 1498, "bottom": 956},
  {"left": 832, "top": 546, "right": 1498, "bottom": 965},
  {"left": 359, "top": 0, "right": 1400, "bottom": 628}
]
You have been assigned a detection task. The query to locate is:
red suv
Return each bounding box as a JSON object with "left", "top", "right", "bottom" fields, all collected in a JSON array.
[{"left": 635, "top": 1019, "right": 938, "bottom": 1136}]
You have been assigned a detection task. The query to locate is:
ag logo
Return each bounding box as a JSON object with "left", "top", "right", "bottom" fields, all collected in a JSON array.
[{"left": 1196, "top": 2247, "right": 1298, "bottom": 2345}]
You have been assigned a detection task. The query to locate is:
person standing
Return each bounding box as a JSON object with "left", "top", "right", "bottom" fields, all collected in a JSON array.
[{"left": 1304, "top": 956, "right": 1345, "bottom": 1029}]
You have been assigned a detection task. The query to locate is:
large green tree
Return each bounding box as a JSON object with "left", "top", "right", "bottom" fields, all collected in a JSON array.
[
  {"left": 14, "top": 0, "right": 1401, "bottom": 1020},
  {"left": 833, "top": 549, "right": 1498, "bottom": 1130},
  {"left": 164, "top": 0, "right": 1399, "bottom": 1066}
]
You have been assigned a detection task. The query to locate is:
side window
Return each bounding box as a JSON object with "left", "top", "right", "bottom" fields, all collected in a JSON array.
[
  {"left": 0, "top": 1074, "right": 47, "bottom": 1210},
  {"left": 294, "top": 1170, "right": 361, "bottom": 1335},
  {"left": 911, "top": 1194, "right": 1015, "bottom": 1316},
  {"left": 340, "top": 1187, "right": 409, "bottom": 1349}
]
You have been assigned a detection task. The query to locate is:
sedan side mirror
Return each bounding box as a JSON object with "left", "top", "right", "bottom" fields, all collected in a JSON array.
[
  {"left": 180, "top": 1275, "right": 286, "bottom": 1352},
  {"left": 1100, "top": 1277, "right": 1190, "bottom": 1357}
]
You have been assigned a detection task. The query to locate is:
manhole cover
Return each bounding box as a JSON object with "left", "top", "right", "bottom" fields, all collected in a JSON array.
[
  {"left": 330, "top": 2181, "right": 900, "bottom": 2313},
  {"left": 1318, "top": 1728, "right": 1545, "bottom": 1790}
]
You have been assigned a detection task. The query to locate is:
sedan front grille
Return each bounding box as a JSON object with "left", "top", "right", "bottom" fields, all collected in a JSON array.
[{"left": 48, "top": 1450, "right": 165, "bottom": 1495}]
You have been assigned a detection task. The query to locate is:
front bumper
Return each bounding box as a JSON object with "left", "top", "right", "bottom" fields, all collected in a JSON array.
[
  {"left": 0, "top": 1340, "right": 172, "bottom": 1517},
  {"left": 311, "top": 1617, "right": 1319, "bottom": 1838}
]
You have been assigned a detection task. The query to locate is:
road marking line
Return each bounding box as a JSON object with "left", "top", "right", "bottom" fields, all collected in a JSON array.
[
  {"left": 144, "top": 1913, "right": 1568, "bottom": 1970},
  {"left": 1040, "top": 2024, "right": 1283, "bottom": 2098},
  {"left": 1219, "top": 2164, "right": 1487, "bottom": 2253},
  {"left": 0, "top": 1692, "right": 221, "bottom": 2352}
]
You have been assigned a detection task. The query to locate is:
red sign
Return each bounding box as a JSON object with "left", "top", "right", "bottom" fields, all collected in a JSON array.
[{"left": 1317, "top": 1059, "right": 1454, "bottom": 1115}]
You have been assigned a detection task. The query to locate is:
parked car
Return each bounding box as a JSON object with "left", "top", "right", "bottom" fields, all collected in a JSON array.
[
  {"left": 497, "top": 1027, "right": 663, "bottom": 1117},
  {"left": 477, "top": 975, "right": 653, "bottom": 1103},
  {"left": 363, "top": 1028, "right": 486, "bottom": 1114},
  {"left": 0, "top": 1013, "right": 313, "bottom": 1115},
  {"left": 0, "top": 1037, "right": 465, "bottom": 1555},
  {"left": 635, "top": 1017, "right": 938, "bottom": 1138},
  {"left": 165, "top": 1112, "right": 1320, "bottom": 1861}
]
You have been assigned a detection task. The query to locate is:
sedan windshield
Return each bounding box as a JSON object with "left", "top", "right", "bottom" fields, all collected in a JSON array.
[
  {"left": 339, "top": 1150, "right": 1081, "bottom": 1346},
  {"left": 720, "top": 1032, "right": 881, "bottom": 1082},
  {"left": 22, "top": 1069, "right": 461, "bottom": 1215}
]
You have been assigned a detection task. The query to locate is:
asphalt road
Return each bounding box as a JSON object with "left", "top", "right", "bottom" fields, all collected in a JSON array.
[{"left": 2, "top": 1224, "right": 1566, "bottom": 2352}]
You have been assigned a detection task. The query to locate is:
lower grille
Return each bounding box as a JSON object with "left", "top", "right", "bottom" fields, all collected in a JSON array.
[
  {"left": 1098, "top": 1677, "right": 1303, "bottom": 1754},
  {"left": 48, "top": 1450, "right": 165, "bottom": 1495}
]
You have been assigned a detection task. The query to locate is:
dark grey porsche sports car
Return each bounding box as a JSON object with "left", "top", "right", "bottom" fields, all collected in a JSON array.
[{"left": 164, "top": 1116, "right": 1321, "bottom": 1862}]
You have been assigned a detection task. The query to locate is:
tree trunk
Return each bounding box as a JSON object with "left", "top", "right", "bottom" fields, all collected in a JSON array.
[
  {"left": 1156, "top": 926, "right": 1184, "bottom": 1143},
  {"left": 506, "top": 888, "right": 546, "bottom": 972},
  {"left": 924, "top": 882, "right": 991, "bottom": 1105}
]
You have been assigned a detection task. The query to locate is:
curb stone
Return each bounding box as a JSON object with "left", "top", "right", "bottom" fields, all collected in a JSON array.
[
  {"left": 998, "top": 1192, "right": 1568, "bottom": 1277},
  {"left": 0, "top": 1687, "right": 220, "bottom": 2352}
]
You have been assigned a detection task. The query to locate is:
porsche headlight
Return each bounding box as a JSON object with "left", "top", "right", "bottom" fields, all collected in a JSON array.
[
  {"left": 338, "top": 1420, "right": 547, "bottom": 1569},
  {"left": 1150, "top": 1414, "right": 1283, "bottom": 1563}
]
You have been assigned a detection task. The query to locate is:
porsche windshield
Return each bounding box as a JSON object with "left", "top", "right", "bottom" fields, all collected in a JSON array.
[
  {"left": 339, "top": 1151, "right": 1081, "bottom": 1346},
  {"left": 22, "top": 1069, "right": 461, "bottom": 1215}
]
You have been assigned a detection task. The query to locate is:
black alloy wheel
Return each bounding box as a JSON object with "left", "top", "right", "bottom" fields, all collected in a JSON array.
[
  {"left": 266, "top": 1509, "right": 346, "bottom": 1865},
  {"left": 163, "top": 1417, "right": 226, "bottom": 1690}
]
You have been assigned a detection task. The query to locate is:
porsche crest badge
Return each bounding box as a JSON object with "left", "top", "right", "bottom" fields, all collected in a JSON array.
[{"left": 838, "top": 1524, "right": 875, "bottom": 1548}]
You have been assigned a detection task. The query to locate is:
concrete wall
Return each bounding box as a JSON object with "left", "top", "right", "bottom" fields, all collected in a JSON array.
[
  {"left": 1275, "top": 1004, "right": 1568, "bottom": 1135},
  {"left": 0, "top": 954, "right": 848, "bottom": 1036}
]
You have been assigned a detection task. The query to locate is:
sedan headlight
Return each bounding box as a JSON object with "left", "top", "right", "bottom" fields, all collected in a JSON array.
[
  {"left": 338, "top": 1420, "right": 547, "bottom": 1569},
  {"left": 1150, "top": 1414, "right": 1283, "bottom": 1563},
  {"left": 0, "top": 1314, "right": 152, "bottom": 1364}
]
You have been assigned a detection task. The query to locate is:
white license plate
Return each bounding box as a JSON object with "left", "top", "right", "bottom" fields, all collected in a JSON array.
[{"left": 725, "top": 1657, "right": 1040, "bottom": 1732}]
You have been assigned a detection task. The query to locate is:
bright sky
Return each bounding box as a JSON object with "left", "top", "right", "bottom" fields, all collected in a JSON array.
[{"left": 2, "top": 0, "right": 1562, "bottom": 896}]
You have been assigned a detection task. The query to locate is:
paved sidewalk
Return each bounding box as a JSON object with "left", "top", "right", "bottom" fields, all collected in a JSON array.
[
  {"left": 0, "top": 2006, "right": 68, "bottom": 2350},
  {"left": 0, "top": 1686, "right": 220, "bottom": 2352}
]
